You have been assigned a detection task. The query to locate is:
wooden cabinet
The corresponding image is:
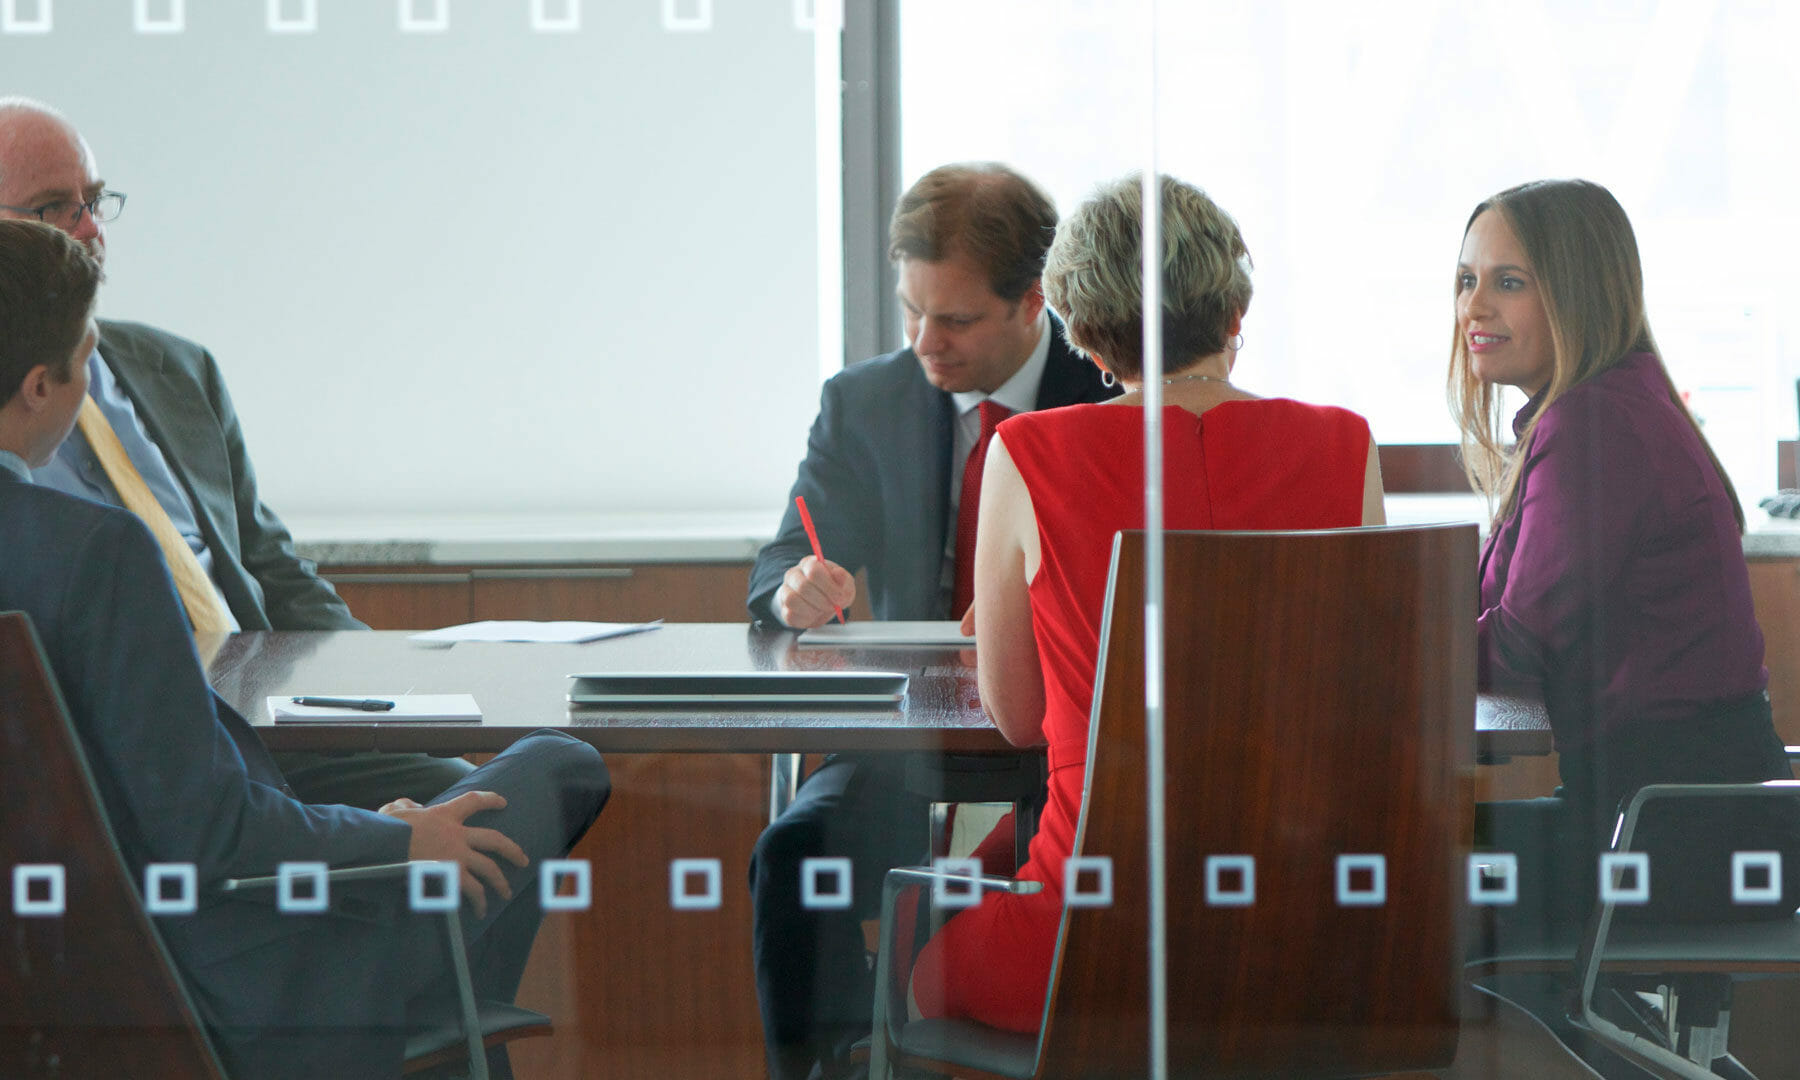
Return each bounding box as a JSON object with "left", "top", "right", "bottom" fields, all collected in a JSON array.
[
  {"left": 1749, "top": 557, "right": 1800, "bottom": 745},
  {"left": 324, "top": 561, "right": 755, "bottom": 629},
  {"left": 318, "top": 559, "right": 767, "bottom": 1079}
]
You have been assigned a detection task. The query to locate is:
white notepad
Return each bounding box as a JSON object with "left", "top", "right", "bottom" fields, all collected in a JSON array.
[
  {"left": 796, "top": 621, "right": 974, "bottom": 648},
  {"left": 267, "top": 694, "right": 482, "bottom": 723}
]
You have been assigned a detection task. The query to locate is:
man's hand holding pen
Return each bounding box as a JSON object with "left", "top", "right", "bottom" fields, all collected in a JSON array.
[{"left": 776, "top": 554, "right": 856, "bottom": 630}]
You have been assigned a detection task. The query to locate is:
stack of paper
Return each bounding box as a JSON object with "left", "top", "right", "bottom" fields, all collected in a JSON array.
[{"left": 408, "top": 620, "right": 663, "bottom": 645}]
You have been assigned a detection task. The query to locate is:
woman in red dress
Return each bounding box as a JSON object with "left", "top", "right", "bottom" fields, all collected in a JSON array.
[{"left": 907, "top": 173, "right": 1385, "bottom": 1032}]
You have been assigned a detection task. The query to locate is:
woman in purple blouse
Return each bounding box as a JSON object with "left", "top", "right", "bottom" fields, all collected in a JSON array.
[{"left": 1452, "top": 178, "right": 1799, "bottom": 929}]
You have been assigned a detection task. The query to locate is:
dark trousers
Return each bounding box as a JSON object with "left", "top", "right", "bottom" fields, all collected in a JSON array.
[
  {"left": 276, "top": 749, "right": 477, "bottom": 810},
  {"left": 750, "top": 755, "right": 930, "bottom": 1080},
  {"left": 193, "top": 731, "right": 610, "bottom": 1080},
  {"left": 1476, "top": 691, "right": 1800, "bottom": 944}
]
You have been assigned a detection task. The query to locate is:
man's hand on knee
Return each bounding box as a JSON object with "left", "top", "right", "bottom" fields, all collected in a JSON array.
[{"left": 381, "top": 790, "right": 529, "bottom": 919}]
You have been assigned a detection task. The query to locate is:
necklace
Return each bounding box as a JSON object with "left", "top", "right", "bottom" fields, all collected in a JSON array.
[{"left": 1162, "top": 372, "right": 1232, "bottom": 388}]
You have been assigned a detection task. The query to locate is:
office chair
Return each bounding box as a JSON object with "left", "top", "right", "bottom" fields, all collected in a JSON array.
[
  {"left": 868, "top": 524, "right": 1479, "bottom": 1079},
  {"left": 1470, "top": 779, "right": 1800, "bottom": 1080},
  {"left": 0, "top": 610, "right": 548, "bottom": 1079}
]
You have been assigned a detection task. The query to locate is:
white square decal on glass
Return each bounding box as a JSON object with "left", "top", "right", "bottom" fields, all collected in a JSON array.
[
  {"left": 132, "top": 0, "right": 183, "bottom": 33},
  {"left": 1204, "top": 855, "right": 1255, "bottom": 907},
  {"left": 277, "top": 862, "right": 329, "bottom": 913},
  {"left": 793, "top": 0, "right": 841, "bottom": 31},
  {"left": 660, "top": 0, "right": 711, "bottom": 33},
  {"left": 2, "top": 0, "right": 52, "bottom": 34},
  {"left": 1064, "top": 855, "right": 1113, "bottom": 908},
  {"left": 801, "top": 857, "right": 852, "bottom": 910},
  {"left": 1336, "top": 854, "right": 1387, "bottom": 907},
  {"left": 931, "top": 857, "right": 982, "bottom": 909},
  {"left": 145, "top": 863, "right": 198, "bottom": 915},
  {"left": 13, "top": 864, "right": 64, "bottom": 917},
  {"left": 408, "top": 861, "right": 459, "bottom": 912},
  {"left": 670, "top": 858, "right": 721, "bottom": 910},
  {"left": 1732, "top": 851, "right": 1783, "bottom": 905},
  {"left": 398, "top": 0, "right": 447, "bottom": 33},
  {"left": 1598, "top": 852, "right": 1651, "bottom": 905},
  {"left": 530, "top": 0, "right": 578, "bottom": 32},
  {"left": 541, "top": 859, "right": 591, "bottom": 911},
  {"left": 1468, "top": 853, "right": 1518, "bottom": 906},
  {"left": 266, "top": 0, "right": 316, "bottom": 33}
]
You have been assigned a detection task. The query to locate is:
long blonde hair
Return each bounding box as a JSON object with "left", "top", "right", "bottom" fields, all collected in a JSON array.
[{"left": 1447, "top": 179, "right": 1743, "bottom": 532}]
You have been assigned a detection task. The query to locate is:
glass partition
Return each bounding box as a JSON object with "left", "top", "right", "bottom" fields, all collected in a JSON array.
[{"left": 4, "top": 1, "right": 1800, "bottom": 1078}]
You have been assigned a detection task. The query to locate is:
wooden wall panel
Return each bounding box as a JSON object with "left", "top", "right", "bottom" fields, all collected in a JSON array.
[
  {"left": 1749, "top": 559, "right": 1800, "bottom": 744},
  {"left": 470, "top": 564, "right": 753, "bottom": 624},
  {"left": 324, "top": 571, "right": 473, "bottom": 631},
  {"left": 1377, "top": 444, "right": 1471, "bottom": 495},
  {"left": 507, "top": 753, "right": 769, "bottom": 1080}
]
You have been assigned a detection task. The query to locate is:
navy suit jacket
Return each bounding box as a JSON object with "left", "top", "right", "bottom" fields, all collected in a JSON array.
[
  {"left": 96, "top": 320, "right": 364, "bottom": 631},
  {"left": 748, "top": 319, "right": 1116, "bottom": 623},
  {"left": 0, "top": 472, "right": 410, "bottom": 998}
]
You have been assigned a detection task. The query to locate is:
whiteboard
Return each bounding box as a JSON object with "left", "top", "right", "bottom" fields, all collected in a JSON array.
[{"left": 0, "top": 0, "right": 824, "bottom": 520}]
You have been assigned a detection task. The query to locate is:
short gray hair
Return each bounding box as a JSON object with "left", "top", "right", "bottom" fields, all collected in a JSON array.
[{"left": 1044, "top": 173, "right": 1252, "bottom": 380}]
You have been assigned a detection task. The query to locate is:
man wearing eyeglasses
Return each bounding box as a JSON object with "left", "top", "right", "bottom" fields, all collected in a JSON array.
[{"left": 0, "top": 96, "right": 473, "bottom": 809}]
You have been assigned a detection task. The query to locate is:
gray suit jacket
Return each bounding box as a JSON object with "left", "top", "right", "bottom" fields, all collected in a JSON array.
[
  {"left": 747, "top": 319, "right": 1117, "bottom": 624},
  {"left": 97, "top": 320, "right": 363, "bottom": 631}
]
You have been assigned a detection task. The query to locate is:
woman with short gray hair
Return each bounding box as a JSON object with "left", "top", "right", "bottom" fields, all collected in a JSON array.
[{"left": 905, "top": 173, "right": 1384, "bottom": 1032}]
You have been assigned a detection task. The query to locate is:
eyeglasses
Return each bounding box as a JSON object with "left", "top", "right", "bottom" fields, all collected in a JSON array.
[{"left": 0, "top": 191, "right": 127, "bottom": 229}]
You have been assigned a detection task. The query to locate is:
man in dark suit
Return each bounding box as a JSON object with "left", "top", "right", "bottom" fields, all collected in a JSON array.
[
  {"left": 0, "top": 217, "right": 610, "bottom": 1080},
  {"left": 0, "top": 95, "right": 469, "bottom": 808},
  {"left": 747, "top": 163, "right": 1117, "bottom": 1080}
]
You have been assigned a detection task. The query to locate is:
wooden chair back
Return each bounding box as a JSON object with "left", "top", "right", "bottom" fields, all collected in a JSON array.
[
  {"left": 1036, "top": 526, "right": 1477, "bottom": 1079},
  {"left": 0, "top": 610, "right": 228, "bottom": 1078}
]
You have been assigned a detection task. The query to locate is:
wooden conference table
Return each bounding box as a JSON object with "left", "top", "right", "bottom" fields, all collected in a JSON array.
[
  {"left": 200, "top": 624, "right": 1550, "bottom": 1079},
  {"left": 205, "top": 623, "right": 1553, "bottom": 761}
]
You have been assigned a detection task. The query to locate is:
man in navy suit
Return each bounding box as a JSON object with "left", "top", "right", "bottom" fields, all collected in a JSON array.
[
  {"left": 0, "top": 219, "right": 610, "bottom": 1078},
  {"left": 746, "top": 163, "right": 1117, "bottom": 1080}
]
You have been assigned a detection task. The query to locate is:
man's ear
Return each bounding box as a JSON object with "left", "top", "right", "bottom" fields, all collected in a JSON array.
[
  {"left": 14, "top": 365, "right": 56, "bottom": 414},
  {"left": 1017, "top": 280, "right": 1046, "bottom": 322}
]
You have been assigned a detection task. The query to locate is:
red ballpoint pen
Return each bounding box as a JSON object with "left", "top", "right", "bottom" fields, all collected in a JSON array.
[{"left": 794, "top": 495, "right": 846, "bottom": 625}]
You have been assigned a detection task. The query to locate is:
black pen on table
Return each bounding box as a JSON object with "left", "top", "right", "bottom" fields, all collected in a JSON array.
[{"left": 290, "top": 696, "right": 396, "bottom": 712}]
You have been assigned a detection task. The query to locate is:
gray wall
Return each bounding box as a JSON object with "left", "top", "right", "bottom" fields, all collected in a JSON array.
[{"left": 1, "top": 0, "right": 822, "bottom": 518}]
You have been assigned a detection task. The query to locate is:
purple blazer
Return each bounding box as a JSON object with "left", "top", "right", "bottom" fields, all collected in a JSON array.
[{"left": 1477, "top": 351, "right": 1766, "bottom": 759}]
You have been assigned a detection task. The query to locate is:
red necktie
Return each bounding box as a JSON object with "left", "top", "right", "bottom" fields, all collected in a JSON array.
[{"left": 953, "top": 399, "right": 1013, "bottom": 617}]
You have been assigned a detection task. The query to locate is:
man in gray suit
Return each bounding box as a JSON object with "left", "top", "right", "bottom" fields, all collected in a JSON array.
[
  {"left": 0, "top": 96, "right": 470, "bottom": 807},
  {"left": 746, "top": 162, "right": 1117, "bottom": 1080}
]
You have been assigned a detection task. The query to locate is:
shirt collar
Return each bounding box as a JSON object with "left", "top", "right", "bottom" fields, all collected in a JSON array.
[
  {"left": 1511, "top": 385, "right": 1548, "bottom": 440},
  {"left": 1510, "top": 351, "right": 1662, "bottom": 438},
  {"left": 950, "top": 315, "right": 1051, "bottom": 417},
  {"left": 0, "top": 449, "right": 32, "bottom": 482}
]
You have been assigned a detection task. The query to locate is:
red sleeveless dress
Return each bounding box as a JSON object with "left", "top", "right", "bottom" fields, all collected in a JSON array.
[{"left": 910, "top": 399, "right": 1372, "bottom": 1032}]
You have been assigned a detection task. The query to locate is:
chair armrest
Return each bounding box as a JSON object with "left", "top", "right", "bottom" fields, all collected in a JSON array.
[
  {"left": 220, "top": 860, "right": 418, "bottom": 892},
  {"left": 868, "top": 866, "right": 1043, "bottom": 1080},
  {"left": 883, "top": 866, "right": 1045, "bottom": 896},
  {"left": 1576, "top": 780, "right": 1800, "bottom": 1080},
  {"left": 219, "top": 859, "right": 492, "bottom": 1080}
]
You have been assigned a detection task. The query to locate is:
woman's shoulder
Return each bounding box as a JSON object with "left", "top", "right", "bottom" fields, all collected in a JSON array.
[
  {"left": 1531, "top": 355, "right": 1670, "bottom": 446},
  {"left": 998, "top": 401, "right": 1125, "bottom": 441},
  {"left": 1214, "top": 397, "right": 1372, "bottom": 439}
]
